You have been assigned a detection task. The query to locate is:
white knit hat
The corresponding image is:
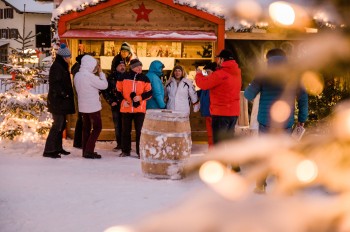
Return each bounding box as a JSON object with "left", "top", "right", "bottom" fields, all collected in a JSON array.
[{"left": 57, "top": 43, "right": 71, "bottom": 58}]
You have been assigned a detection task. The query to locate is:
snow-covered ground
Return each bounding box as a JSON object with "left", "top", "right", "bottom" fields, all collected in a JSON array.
[{"left": 0, "top": 140, "right": 208, "bottom": 232}]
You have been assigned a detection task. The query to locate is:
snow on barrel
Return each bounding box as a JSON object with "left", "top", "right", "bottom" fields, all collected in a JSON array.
[{"left": 140, "top": 109, "right": 192, "bottom": 180}]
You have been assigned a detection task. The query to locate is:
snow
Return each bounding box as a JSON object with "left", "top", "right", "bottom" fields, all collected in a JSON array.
[
  {"left": 4, "top": 0, "right": 54, "bottom": 14},
  {"left": 50, "top": 0, "right": 254, "bottom": 28},
  {"left": 0, "top": 139, "right": 208, "bottom": 232}
]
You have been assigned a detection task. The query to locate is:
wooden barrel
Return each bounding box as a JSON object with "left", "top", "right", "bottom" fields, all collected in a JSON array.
[{"left": 140, "top": 109, "right": 192, "bottom": 180}]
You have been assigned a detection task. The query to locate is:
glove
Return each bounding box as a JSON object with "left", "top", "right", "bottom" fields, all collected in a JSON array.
[
  {"left": 130, "top": 92, "right": 136, "bottom": 99},
  {"left": 133, "top": 101, "right": 141, "bottom": 108},
  {"left": 130, "top": 92, "right": 140, "bottom": 108}
]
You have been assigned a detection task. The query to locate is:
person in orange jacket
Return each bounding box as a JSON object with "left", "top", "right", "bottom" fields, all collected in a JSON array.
[
  {"left": 195, "top": 49, "right": 242, "bottom": 145},
  {"left": 116, "top": 59, "right": 152, "bottom": 158}
]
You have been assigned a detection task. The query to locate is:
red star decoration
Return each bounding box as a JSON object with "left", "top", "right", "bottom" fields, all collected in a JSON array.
[{"left": 132, "top": 2, "right": 153, "bottom": 22}]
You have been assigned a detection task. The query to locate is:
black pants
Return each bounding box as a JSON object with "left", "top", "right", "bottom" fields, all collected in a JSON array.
[
  {"left": 112, "top": 106, "right": 122, "bottom": 146},
  {"left": 82, "top": 111, "right": 102, "bottom": 154},
  {"left": 44, "top": 113, "right": 66, "bottom": 153},
  {"left": 121, "top": 113, "right": 145, "bottom": 155},
  {"left": 73, "top": 112, "right": 83, "bottom": 148},
  {"left": 212, "top": 115, "right": 238, "bottom": 144}
]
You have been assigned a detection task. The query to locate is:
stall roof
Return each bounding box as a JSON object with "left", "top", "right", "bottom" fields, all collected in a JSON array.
[{"left": 61, "top": 30, "right": 217, "bottom": 41}]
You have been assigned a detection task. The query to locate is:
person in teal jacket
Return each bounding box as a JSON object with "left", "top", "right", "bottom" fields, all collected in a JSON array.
[
  {"left": 146, "top": 60, "right": 166, "bottom": 109},
  {"left": 244, "top": 48, "right": 308, "bottom": 193},
  {"left": 244, "top": 48, "right": 308, "bottom": 133}
]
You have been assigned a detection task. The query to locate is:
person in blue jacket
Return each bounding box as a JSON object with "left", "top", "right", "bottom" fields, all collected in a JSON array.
[
  {"left": 244, "top": 48, "right": 308, "bottom": 193},
  {"left": 199, "top": 62, "right": 217, "bottom": 147},
  {"left": 146, "top": 60, "right": 166, "bottom": 109}
]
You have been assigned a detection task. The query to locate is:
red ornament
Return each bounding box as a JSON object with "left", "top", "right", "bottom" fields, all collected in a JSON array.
[
  {"left": 11, "top": 71, "right": 16, "bottom": 80},
  {"left": 132, "top": 2, "right": 153, "bottom": 22},
  {"left": 26, "top": 83, "right": 33, "bottom": 90},
  {"left": 35, "top": 49, "right": 42, "bottom": 58}
]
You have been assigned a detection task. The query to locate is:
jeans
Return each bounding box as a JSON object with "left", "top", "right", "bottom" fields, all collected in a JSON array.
[
  {"left": 112, "top": 107, "right": 122, "bottom": 146},
  {"left": 212, "top": 115, "right": 238, "bottom": 144},
  {"left": 82, "top": 111, "right": 102, "bottom": 154},
  {"left": 121, "top": 113, "right": 145, "bottom": 155},
  {"left": 44, "top": 113, "right": 66, "bottom": 153}
]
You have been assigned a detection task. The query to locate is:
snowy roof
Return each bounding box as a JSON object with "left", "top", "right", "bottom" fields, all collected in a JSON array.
[
  {"left": 3, "top": 0, "right": 54, "bottom": 14},
  {"left": 51, "top": 0, "right": 310, "bottom": 30},
  {"left": 52, "top": 0, "right": 339, "bottom": 31}
]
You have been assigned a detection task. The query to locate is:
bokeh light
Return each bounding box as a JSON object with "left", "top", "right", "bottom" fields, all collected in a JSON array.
[
  {"left": 270, "top": 100, "right": 291, "bottom": 123},
  {"left": 235, "top": 0, "right": 262, "bottom": 21},
  {"left": 211, "top": 174, "right": 248, "bottom": 200},
  {"left": 296, "top": 160, "right": 318, "bottom": 183},
  {"left": 199, "top": 161, "right": 225, "bottom": 184},
  {"left": 301, "top": 71, "right": 324, "bottom": 96},
  {"left": 104, "top": 226, "right": 134, "bottom": 232},
  {"left": 333, "top": 108, "right": 350, "bottom": 138},
  {"left": 269, "top": 1, "right": 295, "bottom": 25}
]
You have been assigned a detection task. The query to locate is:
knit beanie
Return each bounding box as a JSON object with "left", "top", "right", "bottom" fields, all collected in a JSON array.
[
  {"left": 57, "top": 43, "right": 71, "bottom": 58},
  {"left": 173, "top": 65, "right": 184, "bottom": 72},
  {"left": 129, "top": 59, "right": 142, "bottom": 69},
  {"left": 120, "top": 42, "right": 131, "bottom": 52}
]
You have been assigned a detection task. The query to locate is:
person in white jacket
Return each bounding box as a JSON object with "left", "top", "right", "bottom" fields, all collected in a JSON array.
[
  {"left": 165, "top": 65, "right": 199, "bottom": 114},
  {"left": 74, "top": 55, "right": 108, "bottom": 159}
]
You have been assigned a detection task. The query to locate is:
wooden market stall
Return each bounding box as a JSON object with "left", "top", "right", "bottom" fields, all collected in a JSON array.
[{"left": 57, "top": 0, "right": 225, "bottom": 141}]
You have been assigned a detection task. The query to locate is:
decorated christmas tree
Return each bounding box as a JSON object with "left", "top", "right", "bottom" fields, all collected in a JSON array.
[
  {"left": 0, "top": 57, "right": 52, "bottom": 142},
  {"left": 0, "top": 3, "right": 54, "bottom": 142}
]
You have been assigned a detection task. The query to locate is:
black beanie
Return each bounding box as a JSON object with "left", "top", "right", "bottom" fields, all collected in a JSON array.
[{"left": 129, "top": 59, "right": 142, "bottom": 69}]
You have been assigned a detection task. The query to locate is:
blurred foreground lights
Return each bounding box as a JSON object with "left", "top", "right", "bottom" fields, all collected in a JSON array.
[
  {"left": 301, "top": 71, "right": 324, "bottom": 96},
  {"left": 104, "top": 225, "right": 134, "bottom": 232},
  {"left": 269, "top": 1, "right": 295, "bottom": 25},
  {"left": 296, "top": 160, "right": 318, "bottom": 183},
  {"left": 270, "top": 100, "right": 291, "bottom": 123},
  {"left": 334, "top": 108, "right": 350, "bottom": 138},
  {"left": 235, "top": 0, "right": 262, "bottom": 21},
  {"left": 199, "top": 161, "right": 225, "bottom": 184},
  {"left": 199, "top": 161, "right": 248, "bottom": 200}
]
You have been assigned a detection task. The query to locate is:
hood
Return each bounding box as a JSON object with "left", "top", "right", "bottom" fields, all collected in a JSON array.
[
  {"left": 80, "top": 55, "right": 97, "bottom": 73},
  {"left": 148, "top": 60, "right": 164, "bottom": 77},
  {"left": 220, "top": 60, "right": 240, "bottom": 74}
]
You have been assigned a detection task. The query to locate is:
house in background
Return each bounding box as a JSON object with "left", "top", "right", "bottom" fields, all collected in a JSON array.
[{"left": 0, "top": 0, "right": 54, "bottom": 63}]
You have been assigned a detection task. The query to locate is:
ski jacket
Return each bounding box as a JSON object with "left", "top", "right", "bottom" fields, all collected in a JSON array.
[
  {"left": 165, "top": 77, "right": 198, "bottom": 114},
  {"left": 74, "top": 55, "right": 108, "bottom": 113},
  {"left": 244, "top": 76, "right": 308, "bottom": 128},
  {"left": 195, "top": 60, "right": 241, "bottom": 116},
  {"left": 146, "top": 61, "right": 166, "bottom": 109},
  {"left": 116, "top": 70, "right": 152, "bottom": 113}
]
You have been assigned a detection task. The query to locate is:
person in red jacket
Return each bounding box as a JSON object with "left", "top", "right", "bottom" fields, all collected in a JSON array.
[{"left": 195, "top": 49, "right": 242, "bottom": 144}]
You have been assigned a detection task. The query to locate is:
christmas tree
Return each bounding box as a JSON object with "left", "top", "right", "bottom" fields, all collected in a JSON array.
[{"left": 0, "top": 3, "right": 52, "bottom": 142}]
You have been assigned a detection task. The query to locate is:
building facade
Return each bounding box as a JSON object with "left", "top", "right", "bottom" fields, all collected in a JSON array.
[{"left": 0, "top": 0, "right": 54, "bottom": 63}]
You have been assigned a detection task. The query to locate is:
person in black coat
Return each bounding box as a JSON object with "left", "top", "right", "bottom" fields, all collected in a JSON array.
[
  {"left": 43, "top": 44, "right": 75, "bottom": 158},
  {"left": 102, "top": 58, "right": 126, "bottom": 151}
]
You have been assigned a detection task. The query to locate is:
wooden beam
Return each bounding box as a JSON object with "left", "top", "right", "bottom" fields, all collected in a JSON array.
[{"left": 225, "top": 31, "right": 315, "bottom": 41}]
